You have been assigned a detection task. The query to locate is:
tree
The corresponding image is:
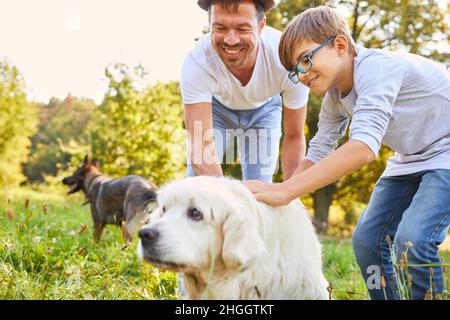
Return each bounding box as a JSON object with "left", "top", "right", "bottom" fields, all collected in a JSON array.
[
  {"left": 267, "top": 0, "right": 448, "bottom": 233},
  {"left": 0, "top": 60, "right": 37, "bottom": 186},
  {"left": 23, "top": 94, "right": 96, "bottom": 182},
  {"left": 89, "top": 63, "right": 185, "bottom": 186}
]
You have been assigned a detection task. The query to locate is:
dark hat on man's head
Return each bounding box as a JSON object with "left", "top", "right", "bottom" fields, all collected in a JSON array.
[{"left": 197, "top": 0, "right": 276, "bottom": 12}]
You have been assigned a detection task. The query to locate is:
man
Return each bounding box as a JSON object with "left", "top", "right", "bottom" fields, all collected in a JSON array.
[{"left": 180, "top": 0, "right": 310, "bottom": 183}]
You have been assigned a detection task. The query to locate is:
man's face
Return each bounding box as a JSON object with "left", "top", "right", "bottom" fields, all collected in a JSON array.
[
  {"left": 210, "top": 1, "right": 265, "bottom": 70},
  {"left": 290, "top": 39, "right": 341, "bottom": 96}
]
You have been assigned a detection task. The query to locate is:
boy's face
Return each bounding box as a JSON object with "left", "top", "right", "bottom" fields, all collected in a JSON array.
[
  {"left": 290, "top": 38, "right": 346, "bottom": 95},
  {"left": 210, "top": 1, "right": 265, "bottom": 71}
]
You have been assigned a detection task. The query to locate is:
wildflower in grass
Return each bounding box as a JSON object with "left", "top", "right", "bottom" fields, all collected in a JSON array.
[
  {"left": 3, "top": 239, "right": 15, "bottom": 249},
  {"left": 83, "top": 293, "right": 95, "bottom": 300},
  {"left": 51, "top": 238, "right": 57, "bottom": 244},
  {"left": 34, "top": 236, "right": 42, "bottom": 244},
  {"left": 386, "top": 235, "right": 392, "bottom": 246},
  {"left": 5, "top": 207, "right": 15, "bottom": 220},
  {"left": 402, "top": 252, "right": 408, "bottom": 265},
  {"left": 327, "top": 282, "right": 333, "bottom": 300},
  {"left": 78, "top": 224, "right": 87, "bottom": 234},
  {"left": 429, "top": 268, "right": 435, "bottom": 277},
  {"left": 65, "top": 265, "right": 81, "bottom": 288},
  {"left": 379, "top": 275, "right": 388, "bottom": 300},
  {"left": 25, "top": 210, "right": 33, "bottom": 224}
]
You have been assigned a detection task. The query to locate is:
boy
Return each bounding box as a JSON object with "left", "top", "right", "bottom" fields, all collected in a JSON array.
[{"left": 244, "top": 6, "right": 450, "bottom": 300}]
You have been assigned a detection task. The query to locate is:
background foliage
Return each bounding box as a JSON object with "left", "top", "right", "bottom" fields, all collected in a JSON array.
[
  {"left": 0, "top": 61, "right": 38, "bottom": 186},
  {"left": 0, "top": 0, "right": 448, "bottom": 233}
]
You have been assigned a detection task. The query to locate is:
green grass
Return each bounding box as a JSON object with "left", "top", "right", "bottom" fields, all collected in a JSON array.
[
  {"left": 0, "top": 187, "right": 178, "bottom": 300},
  {"left": 321, "top": 237, "right": 370, "bottom": 300},
  {"left": 1, "top": 186, "right": 449, "bottom": 300}
]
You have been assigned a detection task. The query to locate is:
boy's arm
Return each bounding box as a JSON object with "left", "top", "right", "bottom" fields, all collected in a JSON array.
[
  {"left": 246, "top": 55, "right": 406, "bottom": 205},
  {"left": 245, "top": 140, "right": 375, "bottom": 206},
  {"left": 285, "top": 139, "right": 375, "bottom": 199},
  {"left": 287, "top": 54, "right": 405, "bottom": 193},
  {"left": 245, "top": 93, "right": 353, "bottom": 205}
]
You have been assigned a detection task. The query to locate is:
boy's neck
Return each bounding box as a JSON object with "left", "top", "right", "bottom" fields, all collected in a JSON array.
[{"left": 335, "top": 54, "right": 355, "bottom": 97}]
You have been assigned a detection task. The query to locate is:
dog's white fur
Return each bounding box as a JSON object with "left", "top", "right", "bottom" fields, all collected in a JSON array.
[{"left": 137, "top": 176, "right": 329, "bottom": 300}]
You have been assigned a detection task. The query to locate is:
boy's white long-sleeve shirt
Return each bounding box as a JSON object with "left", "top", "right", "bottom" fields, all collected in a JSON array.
[{"left": 306, "top": 46, "right": 450, "bottom": 176}]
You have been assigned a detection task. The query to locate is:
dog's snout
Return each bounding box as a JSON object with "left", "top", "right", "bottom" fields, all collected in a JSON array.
[{"left": 139, "top": 227, "right": 159, "bottom": 242}]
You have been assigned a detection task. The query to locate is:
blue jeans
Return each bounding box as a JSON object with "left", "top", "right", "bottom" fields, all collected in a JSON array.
[
  {"left": 187, "top": 95, "right": 282, "bottom": 182},
  {"left": 352, "top": 169, "right": 450, "bottom": 300}
]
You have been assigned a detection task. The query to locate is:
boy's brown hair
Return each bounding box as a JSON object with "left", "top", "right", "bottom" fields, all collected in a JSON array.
[{"left": 279, "top": 6, "right": 357, "bottom": 71}]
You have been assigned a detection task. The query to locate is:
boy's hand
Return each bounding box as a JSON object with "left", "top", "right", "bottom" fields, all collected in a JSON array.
[{"left": 243, "top": 180, "right": 292, "bottom": 206}]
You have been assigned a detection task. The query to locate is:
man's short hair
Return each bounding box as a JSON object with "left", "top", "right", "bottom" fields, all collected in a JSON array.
[
  {"left": 207, "top": 0, "right": 266, "bottom": 23},
  {"left": 279, "top": 6, "right": 357, "bottom": 71}
]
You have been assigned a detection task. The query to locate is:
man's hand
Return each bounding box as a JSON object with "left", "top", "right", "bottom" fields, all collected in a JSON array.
[{"left": 243, "top": 180, "right": 293, "bottom": 206}]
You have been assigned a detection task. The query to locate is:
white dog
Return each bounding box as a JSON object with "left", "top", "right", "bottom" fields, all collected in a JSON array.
[{"left": 137, "top": 176, "right": 330, "bottom": 300}]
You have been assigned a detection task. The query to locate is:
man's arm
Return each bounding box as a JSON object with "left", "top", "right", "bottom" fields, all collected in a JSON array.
[
  {"left": 184, "top": 102, "right": 223, "bottom": 176},
  {"left": 281, "top": 106, "right": 307, "bottom": 181},
  {"left": 291, "top": 158, "right": 315, "bottom": 177}
]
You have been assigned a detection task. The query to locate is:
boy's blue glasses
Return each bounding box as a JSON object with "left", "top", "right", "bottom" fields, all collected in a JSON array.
[{"left": 288, "top": 36, "right": 337, "bottom": 84}]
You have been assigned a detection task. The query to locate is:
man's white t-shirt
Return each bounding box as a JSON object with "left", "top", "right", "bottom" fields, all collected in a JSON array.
[{"left": 180, "top": 26, "right": 309, "bottom": 110}]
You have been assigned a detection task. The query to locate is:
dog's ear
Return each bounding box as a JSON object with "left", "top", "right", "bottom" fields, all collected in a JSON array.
[
  {"left": 91, "top": 158, "right": 99, "bottom": 167},
  {"left": 82, "top": 155, "right": 89, "bottom": 167},
  {"left": 221, "top": 208, "right": 265, "bottom": 271}
]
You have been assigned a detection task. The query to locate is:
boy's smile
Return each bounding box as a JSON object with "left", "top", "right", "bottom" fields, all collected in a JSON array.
[
  {"left": 290, "top": 35, "right": 355, "bottom": 96},
  {"left": 290, "top": 39, "right": 334, "bottom": 95},
  {"left": 304, "top": 74, "right": 319, "bottom": 88}
]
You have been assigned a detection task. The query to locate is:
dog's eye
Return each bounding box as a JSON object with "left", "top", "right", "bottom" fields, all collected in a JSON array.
[{"left": 188, "top": 208, "right": 203, "bottom": 221}]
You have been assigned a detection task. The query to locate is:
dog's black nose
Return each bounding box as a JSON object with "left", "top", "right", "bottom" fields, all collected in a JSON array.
[{"left": 139, "top": 227, "right": 159, "bottom": 242}]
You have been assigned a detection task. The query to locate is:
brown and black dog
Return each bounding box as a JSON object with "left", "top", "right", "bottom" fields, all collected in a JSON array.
[{"left": 62, "top": 155, "right": 158, "bottom": 242}]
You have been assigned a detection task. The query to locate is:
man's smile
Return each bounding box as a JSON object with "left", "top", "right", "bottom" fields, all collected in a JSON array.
[{"left": 222, "top": 46, "right": 245, "bottom": 59}]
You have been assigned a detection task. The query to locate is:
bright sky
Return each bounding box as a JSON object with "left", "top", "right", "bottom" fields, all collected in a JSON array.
[
  {"left": 0, "top": 1, "right": 447, "bottom": 104},
  {"left": 0, "top": 0, "right": 208, "bottom": 103}
]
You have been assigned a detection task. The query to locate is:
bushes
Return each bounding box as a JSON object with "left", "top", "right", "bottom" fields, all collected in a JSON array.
[
  {"left": 89, "top": 63, "right": 186, "bottom": 186},
  {"left": 0, "top": 60, "right": 37, "bottom": 187}
]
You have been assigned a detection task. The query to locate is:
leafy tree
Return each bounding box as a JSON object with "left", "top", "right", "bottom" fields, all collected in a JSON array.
[
  {"left": 0, "top": 60, "right": 37, "bottom": 186},
  {"left": 267, "top": 0, "right": 448, "bottom": 232},
  {"left": 89, "top": 63, "right": 185, "bottom": 186},
  {"left": 23, "top": 95, "right": 96, "bottom": 182}
]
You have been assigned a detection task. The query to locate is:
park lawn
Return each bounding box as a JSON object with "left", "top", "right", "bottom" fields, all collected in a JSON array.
[{"left": 1, "top": 186, "right": 449, "bottom": 300}]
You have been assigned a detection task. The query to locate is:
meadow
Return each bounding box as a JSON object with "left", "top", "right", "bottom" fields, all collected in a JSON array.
[{"left": 1, "top": 186, "right": 449, "bottom": 300}]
